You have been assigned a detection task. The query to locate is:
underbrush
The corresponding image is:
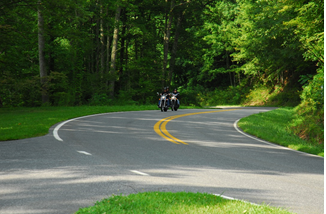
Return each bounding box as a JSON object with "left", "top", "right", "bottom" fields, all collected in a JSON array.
[
  {"left": 196, "top": 86, "right": 249, "bottom": 106},
  {"left": 289, "top": 70, "right": 324, "bottom": 145},
  {"left": 187, "top": 84, "right": 300, "bottom": 107}
]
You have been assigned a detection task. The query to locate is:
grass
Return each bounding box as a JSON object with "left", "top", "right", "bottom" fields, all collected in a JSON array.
[
  {"left": 75, "top": 192, "right": 292, "bottom": 214},
  {"left": 238, "top": 107, "right": 324, "bottom": 157}
]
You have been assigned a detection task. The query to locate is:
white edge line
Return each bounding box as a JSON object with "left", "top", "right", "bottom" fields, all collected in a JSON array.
[
  {"left": 214, "top": 194, "right": 258, "bottom": 205},
  {"left": 214, "top": 194, "right": 235, "bottom": 200},
  {"left": 130, "top": 170, "right": 149, "bottom": 176},
  {"left": 53, "top": 110, "right": 158, "bottom": 142},
  {"left": 77, "top": 151, "right": 92, "bottom": 156},
  {"left": 53, "top": 112, "right": 119, "bottom": 142},
  {"left": 53, "top": 119, "right": 74, "bottom": 141},
  {"left": 233, "top": 119, "right": 323, "bottom": 158}
]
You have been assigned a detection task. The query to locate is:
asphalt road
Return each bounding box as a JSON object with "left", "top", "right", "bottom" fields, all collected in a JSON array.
[{"left": 0, "top": 107, "right": 323, "bottom": 214}]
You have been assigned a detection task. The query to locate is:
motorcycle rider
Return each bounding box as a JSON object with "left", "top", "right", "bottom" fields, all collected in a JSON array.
[
  {"left": 158, "top": 87, "right": 170, "bottom": 107},
  {"left": 171, "top": 88, "right": 180, "bottom": 106},
  {"left": 166, "top": 86, "right": 171, "bottom": 106},
  {"left": 166, "top": 86, "right": 170, "bottom": 95}
]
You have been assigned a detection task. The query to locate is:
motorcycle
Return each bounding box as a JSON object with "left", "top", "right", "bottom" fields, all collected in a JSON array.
[
  {"left": 157, "top": 92, "right": 169, "bottom": 112},
  {"left": 170, "top": 93, "right": 179, "bottom": 111}
]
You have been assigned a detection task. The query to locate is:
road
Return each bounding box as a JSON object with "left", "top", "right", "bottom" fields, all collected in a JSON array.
[{"left": 0, "top": 108, "right": 323, "bottom": 214}]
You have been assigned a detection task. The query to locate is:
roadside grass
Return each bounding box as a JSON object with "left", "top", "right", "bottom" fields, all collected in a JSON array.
[
  {"left": 0, "top": 105, "right": 199, "bottom": 141},
  {"left": 238, "top": 107, "right": 324, "bottom": 157},
  {"left": 75, "top": 192, "right": 292, "bottom": 214}
]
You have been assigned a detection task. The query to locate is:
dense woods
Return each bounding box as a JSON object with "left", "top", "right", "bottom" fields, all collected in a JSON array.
[{"left": 0, "top": 1, "right": 323, "bottom": 142}]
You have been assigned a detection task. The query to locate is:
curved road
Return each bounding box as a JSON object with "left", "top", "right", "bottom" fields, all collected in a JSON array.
[{"left": 0, "top": 108, "right": 323, "bottom": 214}]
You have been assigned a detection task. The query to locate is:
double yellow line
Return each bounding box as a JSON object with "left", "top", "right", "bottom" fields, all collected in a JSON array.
[{"left": 153, "top": 109, "right": 237, "bottom": 145}]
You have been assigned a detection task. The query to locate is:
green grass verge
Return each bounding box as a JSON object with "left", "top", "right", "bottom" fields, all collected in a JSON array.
[
  {"left": 75, "top": 192, "right": 292, "bottom": 214},
  {"left": 0, "top": 105, "right": 200, "bottom": 141},
  {"left": 238, "top": 107, "right": 324, "bottom": 157}
]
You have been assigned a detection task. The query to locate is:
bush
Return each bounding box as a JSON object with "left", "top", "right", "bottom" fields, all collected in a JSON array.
[
  {"left": 52, "top": 92, "right": 71, "bottom": 106},
  {"left": 48, "top": 71, "right": 70, "bottom": 106},
  {"left": 290, "top": 69, "right": 324, "bottom": 144},
  {"left": 0, "top": 75, "right": 42, "bottom": 107},
  {"left": 178, "top": 85, "right": 203, "bottom": 106},
  {"left": 89, "top": 93, "right": 112, "bottom": 106},
  {"left": 196, "top": 85, "right": 249, "bottom": 106}
]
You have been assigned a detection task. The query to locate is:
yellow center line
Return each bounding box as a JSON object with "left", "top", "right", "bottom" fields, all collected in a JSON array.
[
  {"left": 154, "top": 109, "right": 238, "bottom": 145},
  {"left": 161, "top": 117, "right": 188, "bottom": 144}
]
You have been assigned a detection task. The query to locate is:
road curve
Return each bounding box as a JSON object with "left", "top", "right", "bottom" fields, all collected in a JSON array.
[{"left": 0, "top": 107, "right": 323, "bottom": 214}]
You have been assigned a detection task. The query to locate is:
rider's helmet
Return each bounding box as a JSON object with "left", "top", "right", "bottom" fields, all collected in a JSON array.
[
  {"left": 164, "top": 87, "right": 167, "bottom": 90},
  {"left": 174, "top": 89, "right": 177, "bottom": 93}
]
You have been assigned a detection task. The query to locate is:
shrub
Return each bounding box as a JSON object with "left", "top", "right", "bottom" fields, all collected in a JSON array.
[
  {"left": 196, "top": 85, "right": 249, "bottom": 106},
  {"left": 89, "top": 93, "right": 112, "bottom": 106},
  {"left": 178, "top": 85, "right": 202, "bottom": 106},
  {"left": 0, "top": 75, "right": 42, "bottom": 107},
  {"left": 290, "top": 68, "right": 324, "bottom": 144}
]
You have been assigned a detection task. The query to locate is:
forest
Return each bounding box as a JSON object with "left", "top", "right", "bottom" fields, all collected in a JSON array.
[{"left": 0, "top": 1, "right": 324, "bottom": 142}]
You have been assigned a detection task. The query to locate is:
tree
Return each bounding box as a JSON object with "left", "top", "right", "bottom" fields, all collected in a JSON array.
[
  {"left": 38, "top": 0, "right": 48, "bottom": 103},
  {"left": 0, "top": 0, "right": 323, "bottom": 108},
  {"left": 231, "top": 0, "right": 308, "bottom": 85},
  {"left": 109, "top": 4, "right": 121, "bottom": 98}
]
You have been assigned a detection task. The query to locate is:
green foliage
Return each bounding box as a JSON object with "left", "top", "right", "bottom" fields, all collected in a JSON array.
[
  {"left": 231, "top": 0, "right": 305, "bottom": 81},
  {"left": 281, "top": 0, "right": 324, "bottom": 145},
  {"left": 0, "top": 0, "right": 321, "bottom": 104},
  {"left": 48, "top": 71, "right": 70, "bottom": 105},
  {"left": 284, "top": 0, "right": 324, "bottom": 64},
  {"left": 298, "top": 70, "right": 324, "bottom": 111},
  {"left": 0, "top": 75, "right": 41, "bottom": 107},
  {"left": 241, "top": 86, "right": 270, "bottom": 106},
  {"left": 197, "top": 85, "right": 249, "bottom": 106},
  {"left": 178, "top": 86, "right": 202, "bottom": 106},
  {"left": 298, "top": 74, "right": 314, "bottom": 86},
  {"left": 76, "top": 192, "right": 292, "bottom": 214},
  {"left": 199, "top": 1, "right": 239, "bottom": 85},
  {"left": 193, "top": 83, "right": 300, "bottom": 107},
  {"left": 89, "top": 93, "right": 112, "bottom": 106},
  {"left": 290, "top": 69, "right": 324, "bottom": 144}
]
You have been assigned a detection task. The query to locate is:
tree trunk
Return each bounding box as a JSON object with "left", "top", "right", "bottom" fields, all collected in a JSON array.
[
  {"left": 126, "top": 38, "right": 130, "bottom": 91},
  {"left": 226, "top": 51, "right": 232, "bottom": 87},
  {"left": 162, "top": 0, "right": 175, "bottom": 89},
  {"left": 106, "top": 24, "right": 110, "bottom": 88},
  {"left": 120, "top": 8, "right": 126, "bottom": 83},
  {"left": 238, "top": 72, "right": 240, "bottom": 85},
  {"left": 100, "top": 3, "right": 105, "bottom": 80},
  {"left": 168, "top": 7, "right": 183, "bottom": 85},
  {"left": 234, "top": 71, "right": 236, "bottom": 86},
  {"left": 109, "top": 5, "right": 121, "bottom": 98},
  {"left": 135, "top": 38, "right": 138, "bottom": 60},
  {"left": 48, "top": 22, "right": 55, "bottom": 74},
  {"left": 38, "top": 0, "right": 49, "bottom": 104},
  {"left": 96, "top": 3, "right": 100, "bottom": 75},
  {"left": 90, "top": 18, "right": 94, "bottom": 74}
]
